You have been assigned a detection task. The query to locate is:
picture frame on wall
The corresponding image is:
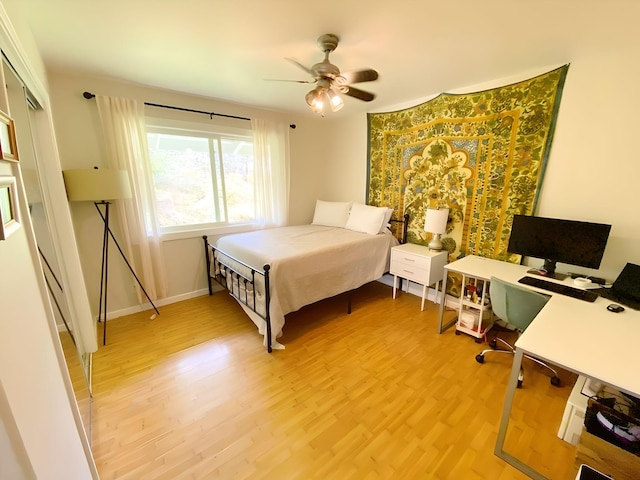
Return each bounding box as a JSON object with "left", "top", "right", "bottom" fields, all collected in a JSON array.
[
  {"left": 0, "top": 110, "right": 18, "bottom": 162},
  {"left": 0, "top": 176, "right": 20, "bottom": 240}
]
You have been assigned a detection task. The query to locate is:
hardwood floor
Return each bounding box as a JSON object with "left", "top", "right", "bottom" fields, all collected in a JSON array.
[{"left": 90, "top": 281, "right": 579, "bottom": 479}]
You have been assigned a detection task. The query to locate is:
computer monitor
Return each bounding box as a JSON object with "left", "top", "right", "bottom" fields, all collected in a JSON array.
[{"left": 507, "top": 215, "right": 612, "bottom": 280}]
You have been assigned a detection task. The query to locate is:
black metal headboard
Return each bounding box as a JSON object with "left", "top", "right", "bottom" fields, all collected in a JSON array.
[{"left": 389, "top": 213, "right": 410, "bottom": 244}]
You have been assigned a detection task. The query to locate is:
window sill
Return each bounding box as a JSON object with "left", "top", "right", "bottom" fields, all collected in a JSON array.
[{"left": 160, "top": 223, "right": 258, "bottom": 242}]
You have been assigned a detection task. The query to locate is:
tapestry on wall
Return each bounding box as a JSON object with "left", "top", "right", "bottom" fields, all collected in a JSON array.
[{"left": 367, "top": 65, "right": 569, "bottom": 296}]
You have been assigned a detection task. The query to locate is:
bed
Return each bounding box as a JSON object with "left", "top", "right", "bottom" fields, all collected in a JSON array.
[{"left": 203, "top": 201, "right": 409, "bottom": 352}]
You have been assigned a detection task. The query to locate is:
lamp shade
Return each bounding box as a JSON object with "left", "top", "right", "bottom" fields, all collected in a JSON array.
[
  {"left": 424, "top": 208, "right": 449, "bottom": 234},
  {"left": 63, "top": 168, "right": 131, "bottom": 202}
]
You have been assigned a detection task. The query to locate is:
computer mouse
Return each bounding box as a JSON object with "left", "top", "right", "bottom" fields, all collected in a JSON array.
[{"left": 607, "top": 303, "right": 625, "bottom": 313}]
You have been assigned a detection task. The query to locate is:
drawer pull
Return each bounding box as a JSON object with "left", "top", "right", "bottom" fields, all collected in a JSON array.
[{"left": 403, "top": 269, "right": 415, "bottom": 275}]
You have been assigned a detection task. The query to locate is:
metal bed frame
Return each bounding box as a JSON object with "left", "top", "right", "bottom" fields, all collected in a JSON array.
[{"left": 203, "top": 214, "right": 409, "bottom": 352}]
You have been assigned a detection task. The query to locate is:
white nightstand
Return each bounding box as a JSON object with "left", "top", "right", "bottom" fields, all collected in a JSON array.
[{"left": 390, "top": 243, "right": 448, "bottom": 311}]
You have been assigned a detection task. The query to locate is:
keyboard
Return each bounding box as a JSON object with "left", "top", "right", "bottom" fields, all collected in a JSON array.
[{"left": 518, "top": 276, "right": 599, "bottom": 302}]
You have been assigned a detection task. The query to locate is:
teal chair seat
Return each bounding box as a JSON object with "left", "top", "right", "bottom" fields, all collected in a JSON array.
[{"left": 475, "top": 276, "right": 560, "bottom": 387}]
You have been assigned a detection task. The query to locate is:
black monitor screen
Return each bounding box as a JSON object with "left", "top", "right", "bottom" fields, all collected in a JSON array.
[{"left": 508, "top": 215, "right": 612, "bottom": 277}]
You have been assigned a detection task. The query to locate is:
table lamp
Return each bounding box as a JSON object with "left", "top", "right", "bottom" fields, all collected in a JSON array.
[{"left": 424, "top": 207, "right": 449, "bottom": 251}]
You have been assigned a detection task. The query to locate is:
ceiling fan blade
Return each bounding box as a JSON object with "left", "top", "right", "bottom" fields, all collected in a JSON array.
[
  {"left": 285, "top": 57, "right": 314, "bottom": 76},
  {"left": 338, "top": 69, "right": 379, "bottom": 85},
  {"left": 342, "top": 85, "right": 376, "bottom": 102},
  {"left": 264, "top": 78, "right": 316, "bottom": 84}
]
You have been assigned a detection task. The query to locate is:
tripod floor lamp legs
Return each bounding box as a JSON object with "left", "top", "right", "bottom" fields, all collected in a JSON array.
[{"left": 95, "top": 201, "right": 160, "bottom": 345}]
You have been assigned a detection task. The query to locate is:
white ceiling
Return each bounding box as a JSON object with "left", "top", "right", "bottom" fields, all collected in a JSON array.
[{"left": 9, "top": 0, "right": 630, "bottom": 116}]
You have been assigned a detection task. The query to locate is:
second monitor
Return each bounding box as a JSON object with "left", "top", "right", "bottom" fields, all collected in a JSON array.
[{"left": 508, "top": 214, "right": 612, "bottom": 280}]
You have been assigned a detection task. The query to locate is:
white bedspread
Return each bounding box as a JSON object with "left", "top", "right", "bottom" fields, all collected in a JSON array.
[{"left": 215, "top": 224, "right": 398, "bottom": 349}]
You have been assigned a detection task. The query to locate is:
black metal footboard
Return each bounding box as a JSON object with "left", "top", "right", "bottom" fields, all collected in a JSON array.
[{"left": 202, "top": 236, "right": 273, "bottom": 353}]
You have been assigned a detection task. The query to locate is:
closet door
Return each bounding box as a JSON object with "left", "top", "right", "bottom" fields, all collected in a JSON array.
[{"left": 3, "top": 59, "right": 92, "bottom": 442}]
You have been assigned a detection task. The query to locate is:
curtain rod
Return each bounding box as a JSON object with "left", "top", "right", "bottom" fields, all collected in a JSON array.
[{"left": 82, "top": 92, "right": 296, "bottom": 129}]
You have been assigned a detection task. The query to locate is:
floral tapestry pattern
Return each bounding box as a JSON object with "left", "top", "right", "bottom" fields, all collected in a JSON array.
[{"left": 367, "top": 65, "right": 568, "bottom": 296}]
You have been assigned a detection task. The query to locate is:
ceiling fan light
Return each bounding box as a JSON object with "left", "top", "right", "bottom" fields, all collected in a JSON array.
[
  {"left": 305, "top": 89, "right": 317, "bottom": 107},
  {"left": 306, "top": 88, "right": 325, "bottom": 114},
  {"left": 311, "top": 99, "right": 324, "bottom": 114},
  {"left": 327, "top": 89, "right": 344, "bottom": 112}
]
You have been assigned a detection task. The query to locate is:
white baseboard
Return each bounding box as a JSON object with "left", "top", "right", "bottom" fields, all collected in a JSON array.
[
  {"left": 109, "top": 288, "right": 212, "bottom": 319},
  {"left": 378, "top": 274, "right": 459, "bottom": 309},
  {"left": 57, "top": 278, "right": 460, "bottom": 333},
  {"left": 56, "top": 288, "right": 212, "bottom": 332}
]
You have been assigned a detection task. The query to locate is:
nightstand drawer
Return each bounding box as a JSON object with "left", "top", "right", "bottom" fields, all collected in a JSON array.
[
  {"left": 390, "top": 262, "right": 429, "bottom": 283},
  {"left": 390, "top": 250, "right": 431, "bottom": 271}
]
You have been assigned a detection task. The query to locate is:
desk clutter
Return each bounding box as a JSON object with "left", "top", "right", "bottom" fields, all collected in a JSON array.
[
  {"left": 562, "top": 377, "right": 640, "bottom": 479},
  {"left": 455, "top": 277, "right": 493, "bottom": 340},
  {"left": 584, "top": 383, "right": 640, "bottom": 455}
]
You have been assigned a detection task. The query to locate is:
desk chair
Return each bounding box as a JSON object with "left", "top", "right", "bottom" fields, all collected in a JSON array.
[{"left": 475, "top": 276, "right": 561, "bottom": 388}]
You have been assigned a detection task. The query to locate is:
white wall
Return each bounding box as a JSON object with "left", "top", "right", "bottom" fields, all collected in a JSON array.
[
  {"left": 317, "top": 116, "right": 371, "bottom": 203},
  {"left": 535, "top": 56, "right": 640, "bottom": 281}
]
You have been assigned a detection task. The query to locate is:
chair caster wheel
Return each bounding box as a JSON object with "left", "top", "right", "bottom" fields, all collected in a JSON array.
[
  {"left": 455, "top": 330, "right": 461, "bottom": 335},
  {"left": 489, "top": 339, "right": 497, "bottom": 349},
  {"left": 517, "top": 379, "right": 523, "bottom": 388},
  {"left": 551, "top": 376, "right": 561, "bottom": 387},
  {"left": 475, "top": 354, "right": 485, "bottom": 364}
]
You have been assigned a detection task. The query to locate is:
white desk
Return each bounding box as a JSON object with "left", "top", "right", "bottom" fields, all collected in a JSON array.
[
  {"left": 438, "top": 255, "right": 640, "bottom": 480},
  {"left": 437, "top": 255, "right": 532, "bottom": 333}
]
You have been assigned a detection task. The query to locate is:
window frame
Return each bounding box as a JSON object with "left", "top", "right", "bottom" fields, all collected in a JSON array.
[{"left": 145, "top": 117, "right": 257, "bottom": 240}]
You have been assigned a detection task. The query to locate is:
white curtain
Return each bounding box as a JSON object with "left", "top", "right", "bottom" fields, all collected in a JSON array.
[
  {"left": 251, "top": 118, "right": 290, "bottom": 227},
  {"left": 95, "top": 95, "right": 168, "bottom": 302}
]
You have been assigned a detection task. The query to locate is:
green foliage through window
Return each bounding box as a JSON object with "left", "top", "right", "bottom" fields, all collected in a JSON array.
[{"left": 146, "top": 126, "right": 254, "bottom": 232}]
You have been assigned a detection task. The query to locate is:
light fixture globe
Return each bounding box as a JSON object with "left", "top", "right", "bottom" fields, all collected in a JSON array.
[
  {"left": 327, "top": 88, "right": 344, "bottom": 112},
  {"left": 305, "top": 87, "right": 324, "bottom": 114}
]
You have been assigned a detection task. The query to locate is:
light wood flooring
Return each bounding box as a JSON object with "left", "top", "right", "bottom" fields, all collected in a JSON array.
[{"left": 88, "top": 281, "right": 580, "bottom": 479}]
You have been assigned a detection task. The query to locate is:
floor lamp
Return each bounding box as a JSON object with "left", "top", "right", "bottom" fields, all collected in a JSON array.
[{"left": 63, "top": 168, "right": 159, "bottom": 345}]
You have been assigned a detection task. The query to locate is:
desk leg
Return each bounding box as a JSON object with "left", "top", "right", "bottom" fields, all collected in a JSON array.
[
  {"left": 494, "top": 348, "right": 549, "bottom": 480},
  {"left": 437, "top": 273, "right": 447, "bottom": 333},
  {"left": 437, "top": 272, "right": 456, "bottom": 333},
  {"left": 421, "top": 284, "right": 427, "bottom": 311},
  {"left": 393, "top": 275, "right": 398, "bottom": 299}
]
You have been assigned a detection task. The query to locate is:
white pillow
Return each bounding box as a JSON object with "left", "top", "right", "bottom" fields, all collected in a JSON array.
[
  {"left": 379, "top": 207, "right": 394, "bottom": 233},
  {"left": 345, "top": 203, "right": 388, "bottom": 235},
  {"left": 312, "top": 200, "right": 352, "bottom": 228}
]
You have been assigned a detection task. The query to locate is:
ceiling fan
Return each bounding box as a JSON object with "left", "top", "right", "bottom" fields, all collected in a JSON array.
[{"left": 271, "top": 33, "right": 379, "bottom": 114}]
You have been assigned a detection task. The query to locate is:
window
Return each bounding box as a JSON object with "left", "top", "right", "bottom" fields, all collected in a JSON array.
[{"left": 146, "top": 122, "right": 254, "bottom": 233}]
